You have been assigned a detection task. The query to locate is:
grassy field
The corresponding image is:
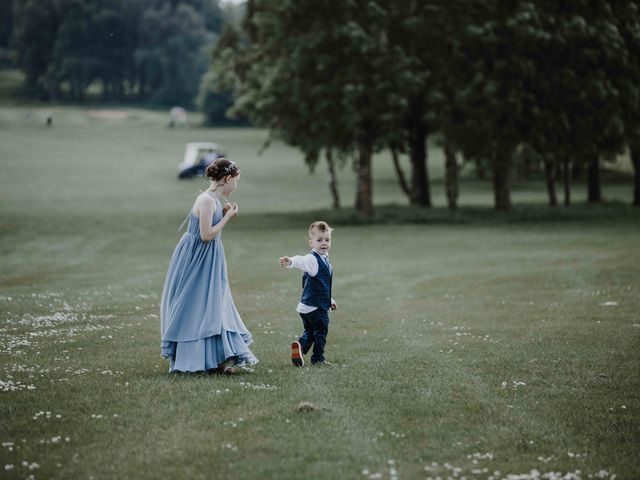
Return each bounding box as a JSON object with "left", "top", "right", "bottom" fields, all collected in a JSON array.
[{"left": 1, "top": 106, "right": 639, "bottom": 480}]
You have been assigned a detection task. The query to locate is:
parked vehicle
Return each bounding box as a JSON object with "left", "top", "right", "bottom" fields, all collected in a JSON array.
[{"left": 177, "top": 142, "right": 221, "bottom": 179}]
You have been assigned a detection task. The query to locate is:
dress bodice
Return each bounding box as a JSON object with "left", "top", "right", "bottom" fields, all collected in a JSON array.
[{"left": 188, "top": 198, "right": 223, "bottom": 237}]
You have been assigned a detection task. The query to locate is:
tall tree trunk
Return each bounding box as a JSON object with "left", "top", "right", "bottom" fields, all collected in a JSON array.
[
  {"left": 562, "top": 158, "right": 571, "bottom": 206},
  {"left": 475, "top": 157, "right": 486, "bottom": 179},
  {"left": 390, "top": 145, "right": 411, "bottom": 200},
  {"left": 492, "top": 155, "right": 512, "bottom": 211},
  {"left": 572, "top": 162, "right": 584, "bottom": 180},
  {"left": 444, "top": 140, "right": 459, "bottom": 210},
  {"left": 522, "top": 150, "right": 534, "bottom": 181},
  {"left": 138, "top": 73, "right": 147, "bottom": 101},
  {"left": 26, "top": 72, "right": 39, "bottom": 94},
  {"left": 409, "top": 121, "right": 431, "bottom": 206},
  {"left": 116, "top": 80, "right": 125, "bottom": 101},
  {"left": 102, "top": 79, "right": 110, "bottom": 102},
  {"left": 355, "top": 141, "right": 374, "bottom": 217},
  {"left": 587, "top": 155, "right": 602, "bottom": 203},
  {"left": 326, "top": 149, "right": 340, "bottom": 209},
  {"left": 45, "top": 72, "right": 58, "bottom": 102},
  {"left": 632, "top": 145, "right": 640, "bottom": 207},
  {"left": 543, "top": 156, "right": 557, "bottom": 207}
]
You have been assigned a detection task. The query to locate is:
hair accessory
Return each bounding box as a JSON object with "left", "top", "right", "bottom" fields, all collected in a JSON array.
[{"left": 220, "top": 161, "right": 237, "bottom": 175}]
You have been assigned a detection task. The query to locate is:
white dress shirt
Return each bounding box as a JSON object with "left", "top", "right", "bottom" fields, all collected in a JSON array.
[{"left": 287, "top": 251, "right": 334, "bottom": 313}]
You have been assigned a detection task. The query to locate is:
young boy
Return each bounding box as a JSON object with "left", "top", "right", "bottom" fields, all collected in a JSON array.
[{"left": 279, "top": 221, "right": 337, "bottom": 366}]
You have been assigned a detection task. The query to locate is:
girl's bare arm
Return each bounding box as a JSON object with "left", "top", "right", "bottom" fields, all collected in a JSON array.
[{"left": 196, "top": 195, "right": 238, "bottom": 241}]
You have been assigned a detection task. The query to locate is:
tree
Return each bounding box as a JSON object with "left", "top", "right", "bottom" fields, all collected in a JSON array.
[
  {"left": 12, "top": 0, "right": 60, "bottom": 96},
  {"left": 612, "top": 1, "right": 640, "bottom": 206},
  {"left": 383, "top": 1, "right": 440, "bottom": 207},
  {"left": 446, "top": 0, "right": 537, "bottom": 211},
  {"left": 181, "top": 0, "right": 225, "bottom": 33},
  {"left": 51, "top": 0, "right": 135, "bottom": 101},
  {"left": 446, "top": 1, "right": 627, "bottom": 210},
  {"left": 0, "top": 0, "right": 14, "bottom": 68},
  {"left": 526, "top": 1, "right": 626, "bottom": 205},
  {"left": 137, "top": 1, "right": 211, "bottom": 107},
  {"left": 431, "top": 1, "right": 487, "bottom": 210},
  {"left": 197, "top": 24, "right": 247, "bottom": 125},
  {"left": 11, "top": 0, "right": 225, "bottom": 106},
  {"left": 219, "top": 0, "right": 400, "bottom": 216},
  {"left": 92, "top": 0, "right": 140, "bottom": 101},
  {"left": 0, "top": 0, "right": 11, "bottom": 46}
]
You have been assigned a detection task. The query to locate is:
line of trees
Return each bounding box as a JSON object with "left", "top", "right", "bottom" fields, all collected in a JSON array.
[
  {"left": 203, "top": 0, "right": 640, "bottom": 214},
  {"left": 4, "top": 0, "right": 226, "bottom": 109}
]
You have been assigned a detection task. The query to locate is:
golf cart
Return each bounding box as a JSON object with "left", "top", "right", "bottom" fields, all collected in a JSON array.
[{"left": 177, "top": 142, "right": 222, "bottom": 179}]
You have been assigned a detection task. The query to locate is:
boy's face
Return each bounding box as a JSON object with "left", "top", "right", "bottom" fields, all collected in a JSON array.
[{"left": 308, "top": 229, "right": 332, "bottom": 255}]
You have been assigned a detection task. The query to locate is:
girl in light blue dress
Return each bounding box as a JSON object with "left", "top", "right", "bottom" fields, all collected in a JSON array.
[{"left": 160, "top": 158, "right": 257, "bottom": 374}]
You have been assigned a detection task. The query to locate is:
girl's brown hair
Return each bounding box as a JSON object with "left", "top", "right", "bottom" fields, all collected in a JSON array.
[{"left": 205, "top": 158, "right": 239, "bottom": 181}]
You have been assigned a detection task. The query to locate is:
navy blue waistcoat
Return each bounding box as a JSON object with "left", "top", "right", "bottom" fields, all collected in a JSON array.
[{"left": 300, "top": 251, "right": 332, "bottom": 310}]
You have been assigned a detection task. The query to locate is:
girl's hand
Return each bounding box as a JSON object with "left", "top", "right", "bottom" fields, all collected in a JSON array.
[
  {"left": 279, "top": 256, "right": 292, "bottom": 268},
  {"left": 330, "top": 301, "right": 338, "bottom": 311},
  {"left": 224, "top": 202, "right": 239, "bottom": 219}
]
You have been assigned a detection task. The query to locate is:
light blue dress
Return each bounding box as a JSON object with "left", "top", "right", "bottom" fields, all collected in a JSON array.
[{"left": 160, "top": 199, "right": 258, "bottom": 372}]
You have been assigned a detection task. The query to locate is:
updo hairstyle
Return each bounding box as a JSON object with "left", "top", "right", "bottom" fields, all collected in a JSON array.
[{"left": 205, "top": 158, "right": 239, "bottom": 181}]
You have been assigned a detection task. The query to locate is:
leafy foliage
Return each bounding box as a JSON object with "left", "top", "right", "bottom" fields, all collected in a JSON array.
[
  {"left": 206, "top": 0, "right": 640, "bottom": 211},
  {"left": 10, "top": 0, "right": 225, "bottom": 107}
]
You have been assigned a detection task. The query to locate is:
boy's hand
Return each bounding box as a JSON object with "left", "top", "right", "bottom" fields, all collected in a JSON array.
[
  {"left": 279, "top": 256, "right": 292, "bottom": 268},
  {"left": 330, "top": 301, "right": 338, "bottom": 311}
]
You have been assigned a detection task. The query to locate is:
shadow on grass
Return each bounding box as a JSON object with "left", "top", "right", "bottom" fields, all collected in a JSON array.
[{"left": 235, "top": 201, "right": 640, "bottom": 230}]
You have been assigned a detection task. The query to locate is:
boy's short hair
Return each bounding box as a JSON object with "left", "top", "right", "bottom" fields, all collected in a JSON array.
[{"left": 308, "top": 221, "right": 333, "bottom": 237}]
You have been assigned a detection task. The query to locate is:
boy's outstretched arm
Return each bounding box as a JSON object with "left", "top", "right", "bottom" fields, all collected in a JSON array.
[{"left": 279, "top": 254, "right": 319, "bottom": 275}]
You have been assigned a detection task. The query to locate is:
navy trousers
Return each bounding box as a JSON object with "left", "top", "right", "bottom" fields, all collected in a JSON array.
[{"left": 298, "top": 309, "right": 330, "bottom": 364}]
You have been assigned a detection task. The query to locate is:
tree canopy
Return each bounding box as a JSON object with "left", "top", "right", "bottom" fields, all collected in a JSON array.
[
  {"left": 205, "top": 0, "right": 640, "bottom": 213},
  {"left": 10, "top": 0, "right": 225, "bottom": 107}
]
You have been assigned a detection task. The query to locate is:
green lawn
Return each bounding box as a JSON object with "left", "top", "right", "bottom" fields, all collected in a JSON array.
[{"left": 1, "top": 106, "right": 639, "bottom": 480}]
